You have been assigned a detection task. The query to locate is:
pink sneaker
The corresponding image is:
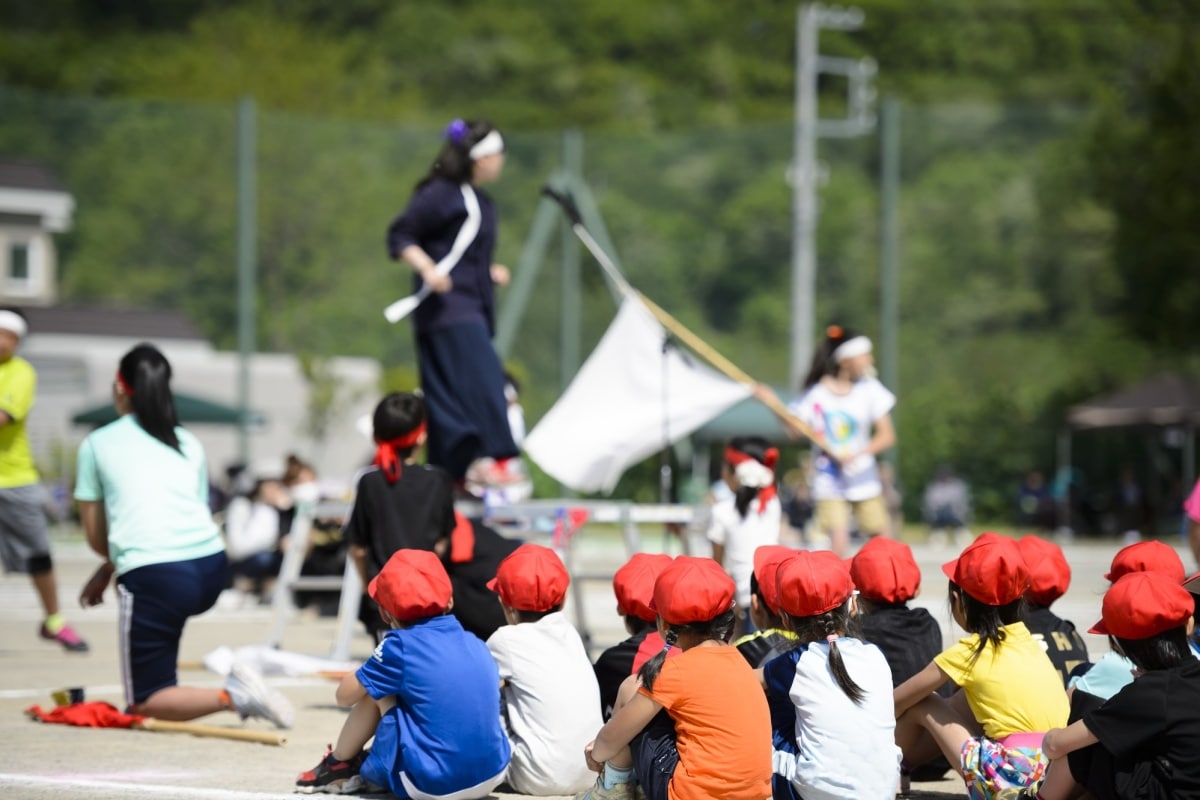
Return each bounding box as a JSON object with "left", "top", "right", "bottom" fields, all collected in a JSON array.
[{"left": 40, "top": 622, "right": 89, "bottom": 653}]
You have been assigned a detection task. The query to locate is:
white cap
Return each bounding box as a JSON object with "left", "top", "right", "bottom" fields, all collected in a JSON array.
[{"left": 0, "top": 310, "right": 27, "bottom": 339}]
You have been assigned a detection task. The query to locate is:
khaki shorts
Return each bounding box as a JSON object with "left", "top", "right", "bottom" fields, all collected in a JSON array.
[{"left": 815, "top": 495, "right": 889, "bottom": 536}]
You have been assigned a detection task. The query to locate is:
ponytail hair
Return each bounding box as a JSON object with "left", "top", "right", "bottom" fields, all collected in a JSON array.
[
  {"left": 784, "top": 599, "right": 866, "bottom": 705},
  {"left": 950, "top": 580, "right": 1024, "bottom": 668},
  {"left": 118, "top": 343, "right": 180, "bottom": 452},
  {"left": 725, "top": 435, "right": 778, "bottom": 519},
  {"left": 415, "top": 119, "right": 498, "bottom": 191},
  {"left": 638, "top": 609, "right": 736, "bottom": 692},
  {"left": 802, "top": 324, "right": 862, "bottom": 390}
]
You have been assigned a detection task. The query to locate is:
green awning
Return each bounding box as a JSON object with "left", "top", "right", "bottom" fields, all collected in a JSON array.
[
  {"left": 691, "top": 390, "right": 792, "bottom": 443},
  {"left": 71, "top": 392, "right": 265, "bottom": 427}
]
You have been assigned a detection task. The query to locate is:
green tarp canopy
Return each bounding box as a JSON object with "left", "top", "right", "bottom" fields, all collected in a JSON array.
[
  {"left": 71, "top": 392, "right": 265, "bottom": 427},
  {"left": 691, "top": 388, "right": 792, "bottom": 443}
]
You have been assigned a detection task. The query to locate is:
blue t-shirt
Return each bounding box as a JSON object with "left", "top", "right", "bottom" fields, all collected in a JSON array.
[
  {"left": 74, "top": 415, "right": 223, "bottom": 575},
  {"left": 357, "top": 614, "right": 510, "bottom": 798}
]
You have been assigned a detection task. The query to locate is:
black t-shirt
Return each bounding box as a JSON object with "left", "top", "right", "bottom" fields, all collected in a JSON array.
[
  {"left": 1024, "top": 605, "right": 1090, "bottom": 686},
  {"left": 343, "top": 464, "right": 455, "bottom": 579},
  {"left": 736, "top": 630, "right": 794, "bottom": 669},
  {"left": 860, "top": 604, "right": 947, "bottom": 691},
  {"left": 1083, "top": 660, "right": 1200, "bottom": 798},
  {"left": 594, "top": 630, "right": 650, "bottom": 721}
]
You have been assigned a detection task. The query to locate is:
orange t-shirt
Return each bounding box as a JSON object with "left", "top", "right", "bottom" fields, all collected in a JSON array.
[{"left": 639, "top": 644, "right": 772, "bottom": 800}]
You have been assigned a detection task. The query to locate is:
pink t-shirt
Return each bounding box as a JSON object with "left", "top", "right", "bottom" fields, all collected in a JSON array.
[{"left": 1186, "top": 479, "right": 1200, "bottom": 523}]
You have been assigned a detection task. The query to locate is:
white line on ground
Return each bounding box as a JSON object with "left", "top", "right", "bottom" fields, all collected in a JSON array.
[{"left": 0, "top": 774, "right": 299, "bottom": 799}]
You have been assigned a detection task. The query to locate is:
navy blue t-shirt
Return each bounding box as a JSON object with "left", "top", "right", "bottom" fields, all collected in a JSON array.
[
  {"left": 357, "top": 614, "right": 511, "bottom": 796},
  {"left": 387, "top": 177, "right": 499, "bottom": 335}
]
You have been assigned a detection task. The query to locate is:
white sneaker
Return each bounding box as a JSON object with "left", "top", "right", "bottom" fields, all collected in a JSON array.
[{"left": 225, "top": 661, "right": 294, "bottom": 729}]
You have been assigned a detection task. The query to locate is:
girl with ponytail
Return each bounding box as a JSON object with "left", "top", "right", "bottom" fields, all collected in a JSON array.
[
  {"left": 75, "top": 343, "right": 293, "bottom": 729},
  {"left": 386, "top": 118, "right": 522, "bottom": 494},
  {"left": 708, "top": 435, "right": 783, "bottom": 636},
  {"left": 577, "top": 557, "right": 772, "bottom": 800},
  {"left": 762, "top": 324, "right": 896, "bottom": 556},
  {"left": 759, "top": 550, "right": 900, "bottom": 800}
]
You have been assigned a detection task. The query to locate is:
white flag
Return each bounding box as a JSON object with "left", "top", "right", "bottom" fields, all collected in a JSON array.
[{"left": 524, "top": 297, "right": 753, "bottom": 493}]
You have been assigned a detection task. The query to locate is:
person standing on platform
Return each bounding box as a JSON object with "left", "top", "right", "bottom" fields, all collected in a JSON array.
[{"left": 386, "top": 118, "right": 521, "bottom": 495}]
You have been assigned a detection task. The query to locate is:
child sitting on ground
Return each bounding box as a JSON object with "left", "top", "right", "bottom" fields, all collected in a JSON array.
[
  {"left": 486, "top": 543, "right": 603, "bottom": 795},
  {"left": 894, "top": 532, "right": 1069, "bottom": 799},
  {"left": 735, "top": 545, "right": 799, "bottom": 667},
  {"left": 593, "top": 552, "right": 674, "bottom": 720},
  {"left": 762, "top": 550, "right": 901, "bottom": 800},
  {"left": 344, "top": 392, "right": 455, "bottom": 641},
  {"left": 1068, "top": 540, "right": 1187, "bottom": 709},
  {"left": 1016, "top": 535, "right": 1090, "bottom": 686},
  {"left": 1002, "top": 571, "right": 1200, "bottom": 800},
  {"left": 850, "top": 535, "right": 946, "bottom": 691},
  {"left": 296, "top": 549, "right": 510, "bottom": 797},
  {"left": 578, "top": 556, "right": 772, "bottom": 800}
]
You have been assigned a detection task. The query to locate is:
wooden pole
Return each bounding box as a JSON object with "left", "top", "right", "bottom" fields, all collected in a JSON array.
[{"left": 137, "top": 718, "right": 287, "bottom": 746}]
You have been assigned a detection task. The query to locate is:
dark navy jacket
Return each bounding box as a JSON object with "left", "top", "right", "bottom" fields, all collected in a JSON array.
[{"left": 387, "top": 177, "right": 498, "bottom": 335}]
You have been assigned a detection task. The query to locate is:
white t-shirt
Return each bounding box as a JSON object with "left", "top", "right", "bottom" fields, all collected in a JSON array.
[
  {"left": 790, "top": 377, "right": 895, "bottom": 502},
  {"left": 486, "top": 612, "right": 602, "bottom": 795},
  {"left": 707, "top": 495, "right": 782, "bottom": 609},
  {"left": 771, "top": 639, "right": 901, "bottom": 800}
]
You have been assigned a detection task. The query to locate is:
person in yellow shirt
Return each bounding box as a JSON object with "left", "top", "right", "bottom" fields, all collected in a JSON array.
[
  {"left": 0, "top": 309, "right": 87, "bottom": 652},
  {"left": 894, "top": 533, "right": 1068, "bottom": 799}
]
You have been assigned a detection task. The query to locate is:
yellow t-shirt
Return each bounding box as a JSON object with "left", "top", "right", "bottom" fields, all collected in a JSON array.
[
  {"left": 0, "top": 356, "right": 38, "bottom": 488},
  {"left": 934, "top": 621, "right": 1068, "bottom": 740}
]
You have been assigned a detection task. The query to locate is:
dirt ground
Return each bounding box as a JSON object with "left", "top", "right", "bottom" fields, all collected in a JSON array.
[{"left": 0, "top": 526, "right": 1153, "bottom": 799}]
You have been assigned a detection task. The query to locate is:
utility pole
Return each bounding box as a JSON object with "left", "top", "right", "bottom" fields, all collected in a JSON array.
[
  {"left": 790, "top": 4, "right": 876, "bottom": 389},
  {"left": 236, "top": 97, "right": 256, "bottom": 463}
]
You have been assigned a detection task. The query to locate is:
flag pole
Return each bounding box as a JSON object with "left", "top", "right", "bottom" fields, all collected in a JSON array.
[{"left": 541, "top": 187, "right": 821, "bottom": 445}]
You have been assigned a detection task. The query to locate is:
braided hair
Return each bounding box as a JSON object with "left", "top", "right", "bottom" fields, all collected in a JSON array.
[{"left": 784, "top": 599, "right": 866, "bottom": 705}]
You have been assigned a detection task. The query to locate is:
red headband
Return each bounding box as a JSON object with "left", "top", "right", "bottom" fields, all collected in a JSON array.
[
  {"left": 724, "top": 446, "right": 779, "bottom": 470},
  {"left": 373, "top": 423, "right": 427, "bottom": 484},
  {"left": 115, "top": 371, "right": 135, "bottom": 397},
  {"left": 724, "top": 446, "right": 779, "bottom": 512}
]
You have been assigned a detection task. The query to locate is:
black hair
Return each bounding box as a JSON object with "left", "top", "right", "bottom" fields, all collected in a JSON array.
[
  {"left": 511, "top": 605, "right": 563, "bottom": 624},
  {"left": 372, "top": 392, "right": 426, "bottom": 457},
  {"left": 1114, "top": 627, "right": 1192, "bottom": 673},
  {"left": 949, "top": 580, "right": 1025, "bottom": 668},
  {"left": 783, "top": 599, "right": 867, "bottom": 705},
  {"left": 118, "top": 343, "right": 181, "bottom": 452},
  {"left": 415, "top": 119, "right": 498, "bottom": 191},
  {"left": 638, "top": 609, "right": 736, "bottom": 692},
  {"left": 726, "top": 435, "right": 776, "bottom": 519},
  {"left": 748, "top": 572, "right": 784, "bottom": 628},
  {"left": 623, "top": 615, "right": 654, "bottom": 635},
  {"left": 802, "top": 325, "right": 862, "bottom": 390}
]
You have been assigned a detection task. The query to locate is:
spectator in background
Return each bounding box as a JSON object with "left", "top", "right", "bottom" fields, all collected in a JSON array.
[
  {"left": 0, "top": 309, "right": 88, "bottom": 652},
  {"left": 1186, "top": 476, "right": 1200, "bottom": 569},
  {"left": 879, "top": 460, "right": 904, "bottom": 539},
  {"left": 779, "top": 452, "right": 815, "bottom": 547},
  {"left": 1113, "top": 463, "right": 1148, "bottom": 544},
  {"left": 923, "top": 464, "right": 972, "bottom": 549},
  {"left": 1017, "top": 470, "right": 1056, "bottom": 533}
]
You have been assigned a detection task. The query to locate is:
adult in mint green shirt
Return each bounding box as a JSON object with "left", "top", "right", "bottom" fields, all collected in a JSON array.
[
  {"left": 0, "top": 308, "right": 88, "bottom": 652},
  {"left": 76, "top": 343, "right": 292, "bottom": 729}
]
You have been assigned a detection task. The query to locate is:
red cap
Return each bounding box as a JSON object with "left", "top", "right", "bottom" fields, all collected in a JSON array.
[
  {"left": 776, "top": 550, "right": 855, "bottom": 618},
  {"left": 942, "top": 532, "right": 1029, "bottom": 606},
  {"left": 849, "top": 537, "right": 921, "bottom": 604},
  {"left": 753, "top": 545, "right": 798, "bottom": 614},
  {"left": 1104, "top": 540, "right": 1185, "bottom": 584},
  {"left": 651, "top": 556, "right": 734, "bottom": 625},
  {"left": 613, "top": 553, "right": 674, "bottom": 622},
  {"left": 1017, "top": 535, "right": 1071, "bottom": 606},
  {"left": 368, "top": 549, "right": 452, "bottom": 622},
  {"left": 1090, "top": 571, "right": 1195, "bottom": 640},
  {"left": 487, "top": 544, "right": 570, "bottom": 612}
]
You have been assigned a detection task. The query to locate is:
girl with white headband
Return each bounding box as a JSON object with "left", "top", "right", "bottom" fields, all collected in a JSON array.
[
  {"left": 784, "top": 325, "right": 896, "bottom": 556},
  {"left": 385, "top": 119, "right": 522, "bottom": 493}
]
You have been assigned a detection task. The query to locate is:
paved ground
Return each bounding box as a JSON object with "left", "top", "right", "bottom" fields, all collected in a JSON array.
[{"left": 0, "top": 524, "right": 1175, "bottom": 799}]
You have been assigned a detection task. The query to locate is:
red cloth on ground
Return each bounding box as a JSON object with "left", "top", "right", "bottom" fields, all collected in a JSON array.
[{"left": 26, "top": 701, "right": 145, "bottom": 729}]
